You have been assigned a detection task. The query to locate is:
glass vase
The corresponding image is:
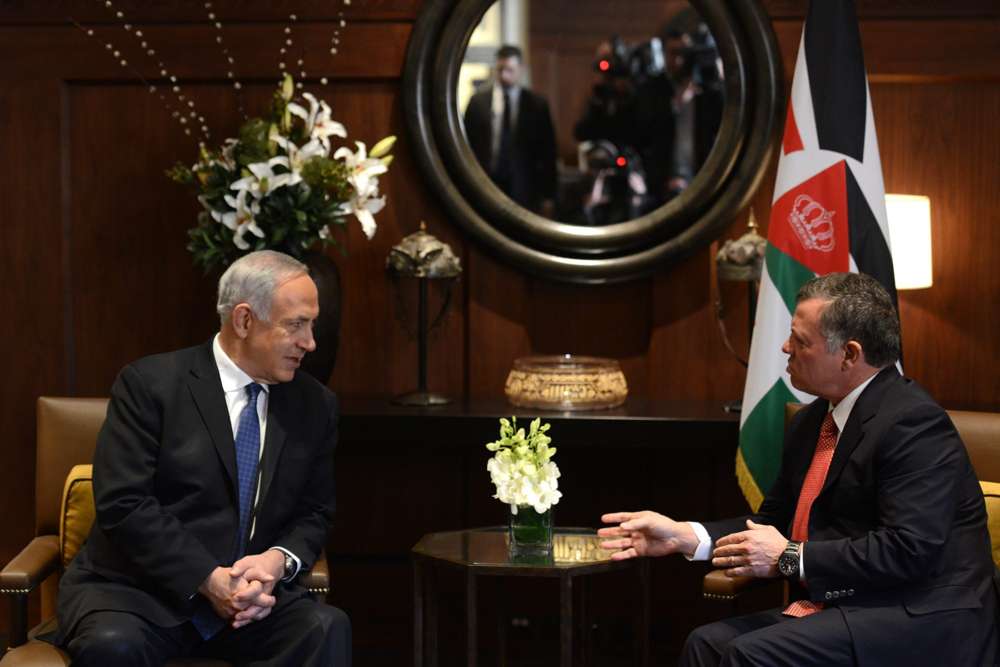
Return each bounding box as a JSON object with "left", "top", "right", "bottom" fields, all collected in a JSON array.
[{"left": 508, "top": 505, "right": 553, "bottom": 556}]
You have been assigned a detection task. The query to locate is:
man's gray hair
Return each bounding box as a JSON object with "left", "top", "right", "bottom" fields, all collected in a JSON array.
[
  {"left": 796, "top": 272, "right": 900, "bottom": 368},
  {"left": 216, "top": 250, "right": 308, "bottom": 325}
]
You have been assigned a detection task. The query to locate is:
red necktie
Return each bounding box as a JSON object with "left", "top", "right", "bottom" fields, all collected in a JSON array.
[{"left": 783, "top": 411, "right": 838, "bottom": 617}]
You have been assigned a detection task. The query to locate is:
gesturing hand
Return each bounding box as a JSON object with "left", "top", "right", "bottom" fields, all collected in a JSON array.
[
  {"left": 711, "top": 519, "right": 787, "bottom": 578},
  {"left": 597, "top": 510, "right": 699, "bottom": 561}
]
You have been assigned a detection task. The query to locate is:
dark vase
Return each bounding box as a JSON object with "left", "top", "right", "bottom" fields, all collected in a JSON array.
[{"left": 299, "top": 252, "right": 342, "bottom": 385}]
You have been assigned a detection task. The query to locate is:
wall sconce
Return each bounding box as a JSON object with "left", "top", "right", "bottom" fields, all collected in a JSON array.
[{"left": 885, "top": 194, "right": 933, "bottom": 290}]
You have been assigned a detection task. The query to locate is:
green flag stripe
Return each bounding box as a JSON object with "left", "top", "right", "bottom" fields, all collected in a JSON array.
[
  {"left": 765, "top": 244, "right": 816, "bottom": 314},
  {"left": 738, "top": 377, "right": 800, "bottom": 497}
]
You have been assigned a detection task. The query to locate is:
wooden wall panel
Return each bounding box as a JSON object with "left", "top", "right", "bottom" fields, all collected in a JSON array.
[
  {"left": 873, "top": 81, "right": 1000, "bottom": 408},
  {"left": 2, "top": 0, "right": 1000, "bottom": 654}
]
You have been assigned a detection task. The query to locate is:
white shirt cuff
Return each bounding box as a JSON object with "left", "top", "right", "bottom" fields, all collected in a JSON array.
[
  {"left": 686, "top": 521, "right": 713, "bottom": 561},
  {"left": 270, "top": 546, "right": 302, "bottom": 581},
  {"left": 799, "top": 542, "right": 805, "bottom": 579}
]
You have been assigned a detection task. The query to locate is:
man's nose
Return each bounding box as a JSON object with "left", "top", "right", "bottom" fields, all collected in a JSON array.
[{"left": 300, "top": 325, "right": 317, "bottom": 352}]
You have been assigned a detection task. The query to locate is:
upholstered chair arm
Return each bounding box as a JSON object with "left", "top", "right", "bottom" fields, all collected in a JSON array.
[
  {"left": 1, "top": 535, "right": 60, "bottom": 648},
  {"left": 702, "top": 569, "right": 768, "bottom": 600},
  {"left": 301, "top": 551, "right": 329, "bottom": 599},
  {"left": 1, "top": 536, "right": 60, "bottom": 595}
]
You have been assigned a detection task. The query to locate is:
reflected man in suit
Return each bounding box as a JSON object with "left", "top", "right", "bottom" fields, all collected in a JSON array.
[
  {"left": 57, "top": 250, "right": 350, "bottom": 667},
  {"left": 463, "top": 44, "right": 558, "bottom": 217},
  {"left": 600, "top": 272, "right": 997, "bottom": 666}
]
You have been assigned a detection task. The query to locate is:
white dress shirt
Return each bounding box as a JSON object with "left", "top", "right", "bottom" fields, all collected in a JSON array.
[
  {"left": 687, "top": 371, "right": 881, "bottom": 579},
  {"left": 212, "top": 335, "right": 301, "bottom": 580}
]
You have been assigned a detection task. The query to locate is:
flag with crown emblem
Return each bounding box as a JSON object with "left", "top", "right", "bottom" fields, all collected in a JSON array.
[{"left": 736, "top": 0, "right": 898, "bottom": 510}]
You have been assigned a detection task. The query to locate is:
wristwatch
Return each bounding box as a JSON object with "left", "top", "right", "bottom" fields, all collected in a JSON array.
[
  {"left": 778, "top": 540, "right": 801, "bottom": 577},
  {"left": 282, "top": 552, "right": 296, "bottom": 580}
]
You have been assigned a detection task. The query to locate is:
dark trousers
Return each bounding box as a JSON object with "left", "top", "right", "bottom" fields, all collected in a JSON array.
[
  {"left": 680, "top": 607, "right": 853, "bottom": 667},
  {"left": 64, "top": 596, "right": 350, "bottom": 667}
]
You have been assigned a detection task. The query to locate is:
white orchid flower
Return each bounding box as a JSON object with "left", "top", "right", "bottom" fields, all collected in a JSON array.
[
  {"left": 288, "top": 92, "right": 346, "bottom": 152},
  {"left": 231, "top": 156, "right": 296, "bottom": 198}
]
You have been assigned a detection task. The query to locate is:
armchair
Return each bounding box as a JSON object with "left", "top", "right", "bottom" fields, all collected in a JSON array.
[
  {"left": 702, "top": 405, "right": 1000, "bottom": 614},
  {"left": 0, "top": 397, "right": 331, "bottom": 666}
]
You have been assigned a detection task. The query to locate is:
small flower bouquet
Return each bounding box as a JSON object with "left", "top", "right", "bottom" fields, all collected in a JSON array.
[
  {"left": 170, "top": 74, "right": 395, "bottom": 272},
  {"left": 486, "top": 416, "right": 562, "bottom": 553}
]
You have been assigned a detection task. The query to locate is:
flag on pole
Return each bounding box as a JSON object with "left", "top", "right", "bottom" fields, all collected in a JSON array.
[{"left": 736, "top": 0, "right": 898, "bottom": 510}]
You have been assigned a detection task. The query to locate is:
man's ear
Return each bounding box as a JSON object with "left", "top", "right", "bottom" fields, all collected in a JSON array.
[
  {"left": 842, "top": 340, "right": 863, "bottom": 370},
  {"left": 231, "top": 304, "right": 254, "bottom": 339}
]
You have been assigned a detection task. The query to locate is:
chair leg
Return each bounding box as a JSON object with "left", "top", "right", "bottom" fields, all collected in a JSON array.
[{"left": 9, "top": 593, "right": 28, "bottom": 647}]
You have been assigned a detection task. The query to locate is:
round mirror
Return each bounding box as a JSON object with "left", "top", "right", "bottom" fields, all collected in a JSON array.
[{"left": 403, "top": 0, "right": 782, "bottom": 283}]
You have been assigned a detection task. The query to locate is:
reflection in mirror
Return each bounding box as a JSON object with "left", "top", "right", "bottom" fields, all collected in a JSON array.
[{"left": 458, "top": 0, "right": 725, "bottom": 225}]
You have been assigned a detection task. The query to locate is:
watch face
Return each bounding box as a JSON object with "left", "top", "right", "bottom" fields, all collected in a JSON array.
[{"left": 778, "top": 552, "right": 797, "bottom": 577}]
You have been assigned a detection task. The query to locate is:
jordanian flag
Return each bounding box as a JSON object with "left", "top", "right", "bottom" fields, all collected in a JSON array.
[{"left": 737, "top": 0, "right": 898, "bottom": 510}]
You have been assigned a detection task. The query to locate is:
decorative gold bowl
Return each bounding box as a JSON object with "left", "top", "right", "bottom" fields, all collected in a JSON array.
[{"left": 504, "top": 355, "right": 628, "bottom": 411}]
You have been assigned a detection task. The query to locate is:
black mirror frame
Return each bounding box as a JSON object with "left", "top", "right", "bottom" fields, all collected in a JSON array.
[{"left": 403, "top": 0, "right": 783, "bottom": 284}]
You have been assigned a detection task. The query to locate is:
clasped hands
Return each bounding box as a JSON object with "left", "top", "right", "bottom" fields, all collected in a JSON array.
[
  {"left": 198, "top": 549, "right": 286, "bottom": 629},
  {"left": 598, "top": 512, "right": 788, "bottom": 578}
]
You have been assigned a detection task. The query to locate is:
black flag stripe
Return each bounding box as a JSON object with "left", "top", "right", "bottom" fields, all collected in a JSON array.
[{"left": 805, "top": 0, "right": 867, "bottom": 161}]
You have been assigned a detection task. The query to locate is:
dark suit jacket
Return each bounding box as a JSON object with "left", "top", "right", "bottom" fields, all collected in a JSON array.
[
  {"left": 704, "top": 367, "right": 997, "bottom": 666},
  {"left": 57, "top": 341, "right": 338, "bottom": 638},
  {"left": 463, "top": 85, "right": 557, "bottom": 213}
]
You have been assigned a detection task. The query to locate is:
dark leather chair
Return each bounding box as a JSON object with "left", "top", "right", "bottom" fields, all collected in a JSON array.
[
  {"left": 702, "top": 405, "right": 1000, "bottom": 612},
  {"left": 0, "top": 397, "right": 331, "bottom": 666}
]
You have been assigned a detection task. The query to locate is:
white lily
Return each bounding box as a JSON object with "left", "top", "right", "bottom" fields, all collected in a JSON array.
[
  {"left": 211, "top": 189, "right": 263, "bottom": 250},
  {"left": 230, "top": 156, "right": 296, "bottom": 198},
  {"left": 334, "top": 141, "right": 388, "bottom": 201},
  {"left": 338, "top": 191, "right": 385, "bottom": 240},
  {"left": 273, "top": 135, "right": 326, "bottom": 176},
  {"left": 288, "top": 92, "right": 346, "bottom": 152}
]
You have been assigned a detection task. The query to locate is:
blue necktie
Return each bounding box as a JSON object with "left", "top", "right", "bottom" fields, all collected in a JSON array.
[
  {"left": 234, "top": 383, "right": 263, "bottom": 559},
  {"left": 192, "top": 382, "right": 263, "bottom": 639}
]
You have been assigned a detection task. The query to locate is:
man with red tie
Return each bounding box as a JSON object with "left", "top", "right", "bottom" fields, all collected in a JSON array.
[{"left": 600, "top": 272, "right": 997, "bottom": 666}]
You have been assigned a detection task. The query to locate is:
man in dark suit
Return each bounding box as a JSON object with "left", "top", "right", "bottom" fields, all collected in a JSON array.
[
  {"left": 600, "top": 272, "right": 997, "bottom": 666},
  {"left": 463, "top": 44, "right": 558, "bottom": 216},
  {"left": 57, "top": 250, "right": 350, "bottom": 666}
]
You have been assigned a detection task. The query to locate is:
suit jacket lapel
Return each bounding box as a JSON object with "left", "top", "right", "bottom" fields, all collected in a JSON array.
[
  {"left": 257, "top": 382, "right": 289, "bottom": 509},
  {"left": 821, "top": 366, "right": 901, "bottom": 494},
  {"left": 187, "top": 341, "right": 238, "bottom": 493}
]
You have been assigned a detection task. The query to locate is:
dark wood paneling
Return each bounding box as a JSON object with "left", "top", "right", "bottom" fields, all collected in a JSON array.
[
  {"left": 2, "top": 0, "right": 999, "bottom": 656},
  {"left": 3, "top": 22, "right": 411, "bottom": 81},
  {"left": 0, "top": 0, "right": 420, "bottom": 23},
  {"left": 873, "top": 81, "right": 1000, "bottom": 409},
  {"left": 763, "top": 0, "right": 1000, "bottom": 19}
]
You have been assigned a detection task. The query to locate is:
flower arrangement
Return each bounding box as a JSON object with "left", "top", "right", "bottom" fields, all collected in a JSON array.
[
  {"left": 170, "top": 74, "right": 395, "bottom": 271},
  {"left": 486, "top": 416, "right": 562, "bottom": 515}
]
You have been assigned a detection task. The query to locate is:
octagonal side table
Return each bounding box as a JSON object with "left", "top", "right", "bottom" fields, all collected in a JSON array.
[{"left": 412, "top": 527, "right": 650, "bottom": 667}]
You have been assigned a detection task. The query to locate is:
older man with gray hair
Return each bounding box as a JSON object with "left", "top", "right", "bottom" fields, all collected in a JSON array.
[
  {"left": 600, "top": 272, "right": 997, "bottom": 666},
  {"left": 56, "top": 250, "right": 350, "bottom": 666}
]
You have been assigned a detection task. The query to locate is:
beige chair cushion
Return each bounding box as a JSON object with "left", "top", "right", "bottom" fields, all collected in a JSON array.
[
  {"left": 59, "top": 464, "right": 95, "bottom": 569},
  {"left": 980, "top": 480, "right": 1000, "bottom": 568}
]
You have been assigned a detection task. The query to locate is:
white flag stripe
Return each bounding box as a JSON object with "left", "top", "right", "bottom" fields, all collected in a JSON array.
[
  {"left": 740, "top": 263, "right": 795, "bottom": 429},
  {"left": 772, "top": 149, "right": 845, "bottom": 202},
  {"left": 852, "top": 81, "right": 891, "bottom": 242},
  {"left": 788, "top": 31, "right": 819, "bottom": 152}
]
